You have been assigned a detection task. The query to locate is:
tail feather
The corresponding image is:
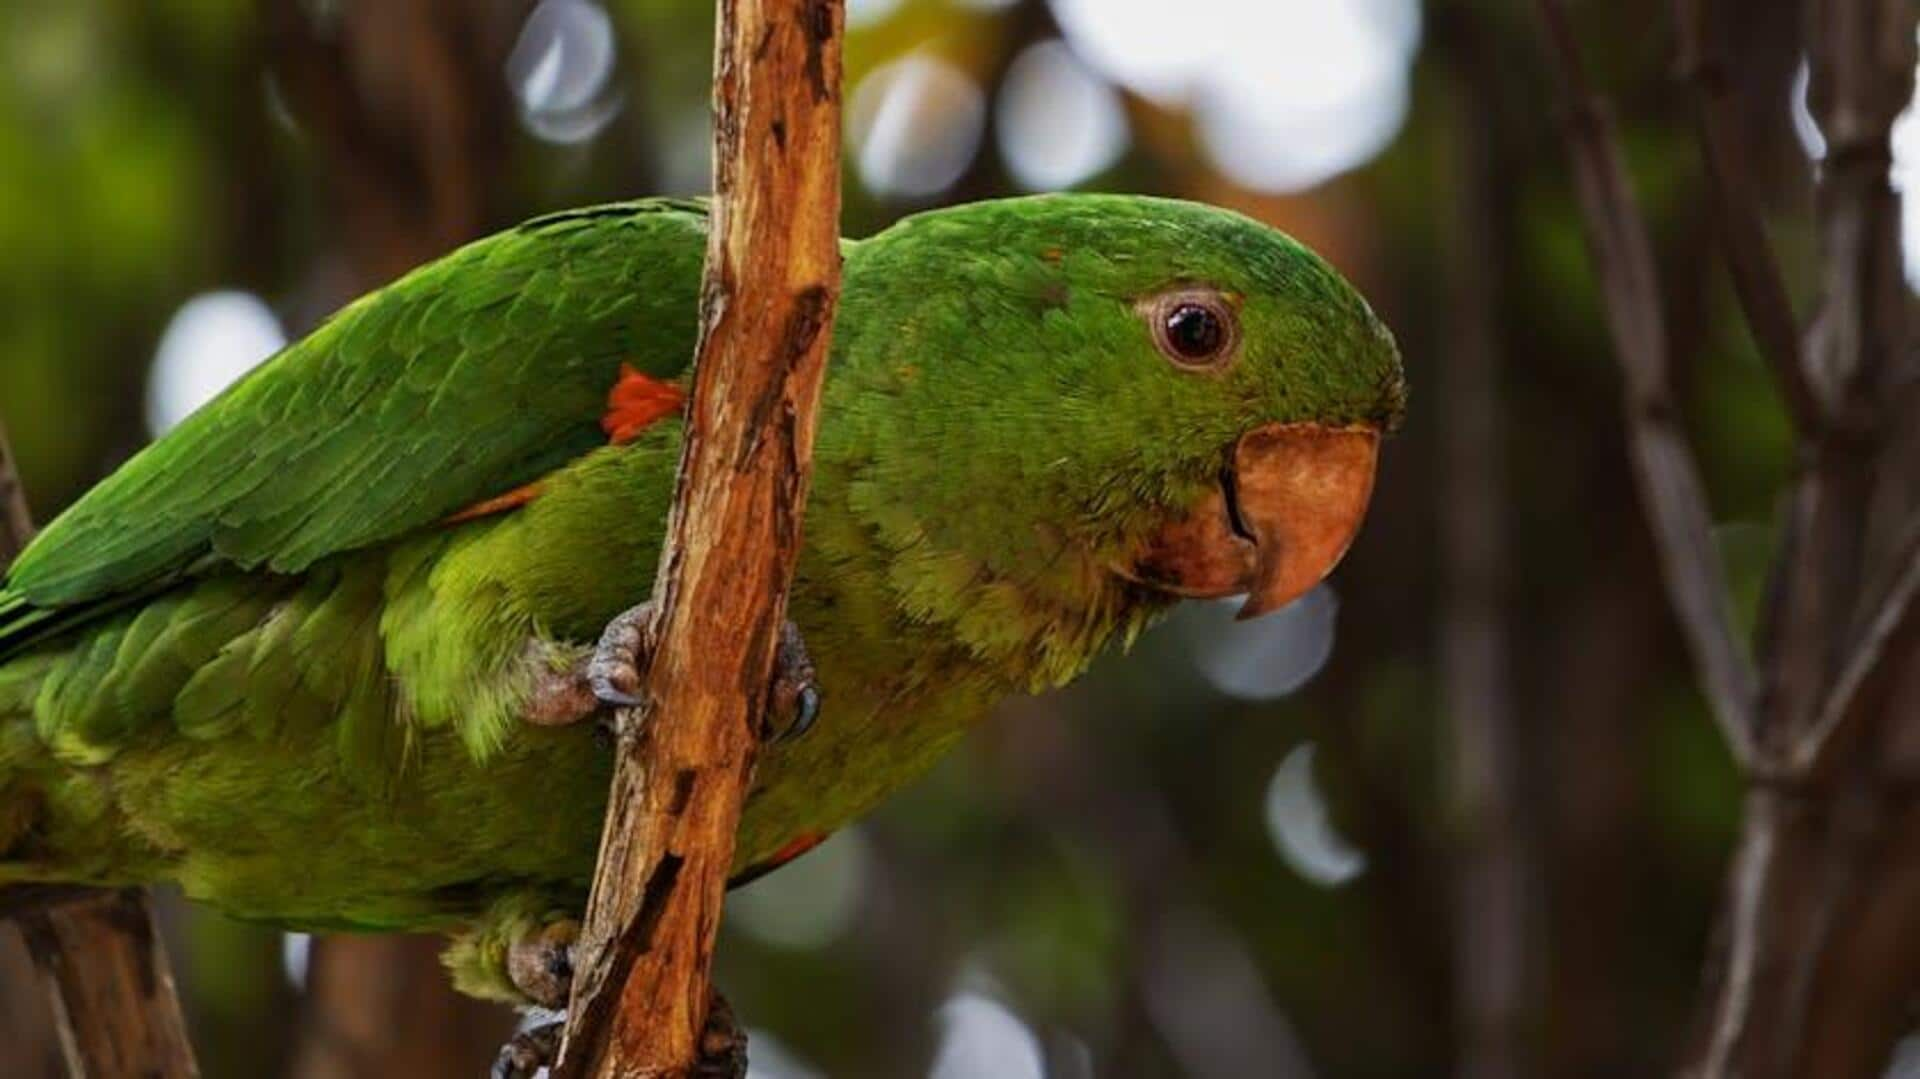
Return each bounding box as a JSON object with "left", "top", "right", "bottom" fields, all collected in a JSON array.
[{"left": 0, "top": 589, "right": 54, "bottom": 659}]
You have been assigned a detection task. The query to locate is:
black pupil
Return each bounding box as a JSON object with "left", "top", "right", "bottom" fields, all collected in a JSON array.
[{"left": 1166, "top": 304, "right": 1223, "bottom": 359}]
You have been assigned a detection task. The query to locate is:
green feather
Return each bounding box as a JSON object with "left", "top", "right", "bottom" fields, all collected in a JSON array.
[{"left": 0, "top": 195, "right": 1405, "bottom": 958}]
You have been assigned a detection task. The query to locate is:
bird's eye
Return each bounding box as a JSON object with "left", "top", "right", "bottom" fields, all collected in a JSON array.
[
  {"left": 1166, "top": 304, "right": 1224, "bottom": 358},
  {"left": 1145, "top": 289, "right": 1238, "bottom": 370}
]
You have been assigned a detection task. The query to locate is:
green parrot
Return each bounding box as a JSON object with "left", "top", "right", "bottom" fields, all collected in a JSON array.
[{"left": 0, "top": 194, "right": 1402, "bottom": 1006}]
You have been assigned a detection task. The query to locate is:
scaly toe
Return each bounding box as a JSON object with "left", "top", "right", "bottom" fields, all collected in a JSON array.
[{"left": 493, "top": 1020, "right": 562, "bottom": 1079}]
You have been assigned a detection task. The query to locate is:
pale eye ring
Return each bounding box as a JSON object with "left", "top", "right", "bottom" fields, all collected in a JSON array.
[{"left": 1144, "top": 288, "right": 1239, "bottom": 369}]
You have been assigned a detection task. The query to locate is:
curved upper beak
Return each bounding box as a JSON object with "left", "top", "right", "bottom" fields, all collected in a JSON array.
[{"left": 1126, "top": 422, "right": 1381, "bottom": 620}]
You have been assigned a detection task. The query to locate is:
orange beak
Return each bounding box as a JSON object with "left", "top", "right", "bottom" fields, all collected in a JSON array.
[{"left": 1126, "top": 423, "right": 1381, "bottom": 619}]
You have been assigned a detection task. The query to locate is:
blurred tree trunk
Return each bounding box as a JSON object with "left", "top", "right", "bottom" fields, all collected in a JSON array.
[
  {"left": 291, "top": 936, "right": 508, "bottom": 1079},
  {"left": 1434, "top": 12, "right": 1536, "bottom": 1079},
  {"left": 0, "top": 926, "right": 62, "bottom": 1079}
]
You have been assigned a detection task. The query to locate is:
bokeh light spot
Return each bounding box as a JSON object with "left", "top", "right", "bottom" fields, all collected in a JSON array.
[
  {"left": 849, "top": 54, "right": 986, "bottom": 199},
  {"left": 1048, "top": 0, "right": 1420, "bottom": 192},
  {"left": 996, "top": 40, "right": 1129, "bottom": 191},
  {"left": 928, "top": 990, "right": 1045, "bottom": 1079},
  {"left": 1179, "top": 585, "right": 1339, "bottom": 702},
  {"left": 1265, "top": 742, "right": 1367, "bottom": 887},
  {"left": 147, "top": 291, "right": 286, "bottom": 436},
  {"left": 1791, "top": 47, "right": 1920, "bottom": 291},
  {"left": 281, "top": 932, "right": 310, "bottom": 991},
  {"left": 508, "top": 0, "right": 623, "bottom": 145}
]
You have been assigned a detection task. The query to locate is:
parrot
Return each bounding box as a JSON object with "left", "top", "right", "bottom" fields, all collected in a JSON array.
[{"left": 0, "top": 194, "right": 1403, "bottom": 1011}]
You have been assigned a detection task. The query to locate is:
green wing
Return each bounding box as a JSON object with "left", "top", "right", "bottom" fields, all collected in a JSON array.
[{"left": 1, "top": 199, "right": 708, "bottom": 654}]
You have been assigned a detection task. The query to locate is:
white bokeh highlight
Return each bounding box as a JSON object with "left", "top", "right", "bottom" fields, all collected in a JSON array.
[
  {"left": 928, "top": 990, "right": 1046, "bottom": 1079},
  {"left": 1265, "top": 742, "right": 1367, "bottom": 887},
  {"left": 1049, "top": 0, "right": 1420, "bottom": 192},
  {"left": 996, "top": 40, "right": 1129, "bottom": 191},
  {"left": 281, "top": 932, "right": 311, "bottom": 991},
  {"left": 849, "top": 54, "right": 986, "bottom": 199},
  {"left": 147, "top": 291, "right": 286, "bottom": 436},
  {"left": 1182, "top": 586, "right": 1339, "bottom": 702},
  {"left": 1790, "top": 50, "right": 1920, "bottom": 290},
  {"left": 508, "top": 0, "right": 623, "bottom": 144}
]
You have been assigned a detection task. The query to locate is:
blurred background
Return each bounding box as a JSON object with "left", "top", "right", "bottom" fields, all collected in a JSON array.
[{"left": 0, "top": 0, "right": 1906, "bottom": 1075}]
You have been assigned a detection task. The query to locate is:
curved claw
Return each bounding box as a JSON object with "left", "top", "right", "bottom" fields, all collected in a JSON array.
[
  {"left": 781, "top": 685, "right": 821, "bottom": 742},
  {"left": 588, "top": 603, "right": 657, "bottom": 711},
  {"left": 493, "top": 1021, "right": 562, "bottom": 1079},
  {"left": 694, "top": 989, "right": 748, "bottom": 1079},
  {"left": 767, "top": 621, "right": 822, "bottom": 743}
]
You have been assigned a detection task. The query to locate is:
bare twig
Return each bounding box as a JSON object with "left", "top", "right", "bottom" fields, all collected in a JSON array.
[
  {"left": 553, "top": 0, "right": 846, "bottom": 1074},
  {"left": 1790, "top": 520, "right": 1920, "bottom": 776},
  {"left": 1, "top": 422, "right": 199, "bottom": 1079},
  {"left": 1531, "top": 0, "right": 1759, "bottom": 765},
  {"left": 1671, "top": 0, "right": 1821, "bottom": 433}
]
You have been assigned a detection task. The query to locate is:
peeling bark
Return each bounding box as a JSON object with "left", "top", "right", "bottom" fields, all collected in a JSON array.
[{"left": 554, "top": 1, "right": 845, "bottom": 1075}]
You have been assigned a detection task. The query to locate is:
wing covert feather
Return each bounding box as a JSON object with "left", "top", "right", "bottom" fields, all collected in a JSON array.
[{"left": 4, "top": 200, "right": 707, "bottom": 617}]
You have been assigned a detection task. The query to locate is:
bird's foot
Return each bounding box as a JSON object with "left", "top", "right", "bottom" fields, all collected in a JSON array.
[
  {"left": 517, "top": 603, "right": 659, "bottom": 731},
  {"left": 492, "top": 1020, "right": 562, "bottom": 1079},
  {"left": 695, "top": 988, "right": 749, "bottom": 1079},
  {"left": 506, "top": 918, "right": 578, "bottom": 1010},
  {"left": 763, "top": 619, "right": 821, "bottom": 743},
  {"left": 485, "top": 991, "right": 744, "bottom": 1079},
  {"left": 520, "top": 602, "right": 821, "bottom": 743},
  {"left": 584, "top": 602, "right": 660, "bottom": 715}
]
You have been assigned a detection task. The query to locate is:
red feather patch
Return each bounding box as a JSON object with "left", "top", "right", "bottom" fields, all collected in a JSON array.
[
  {"left": 441, "top": 365, "right": 684, "bottom": 526},
  {"left": 601, "top": 363, "right": 686, "bottom": 444}
]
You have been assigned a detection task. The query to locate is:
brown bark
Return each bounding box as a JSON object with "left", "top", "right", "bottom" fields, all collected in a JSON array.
[
  {"left": 554, "top": 1, "right": 846, "bottom": 1075},
  {"left": 1, "top": 421, "right": 198, "bottom": 1078},
  {"left": 0, "top": 926, "right": 61, "bottom": 1079},
  {"left": 15, "top": 893, "right": 198, "bottom": 1079},
  {"left": 1531, "top": 0, "right": 1920, "bottom": 1074}
]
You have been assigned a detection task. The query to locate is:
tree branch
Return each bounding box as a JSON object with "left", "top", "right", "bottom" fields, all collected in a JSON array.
[
  {"left": 0, "top": 421, "right": 198, "bottom": 1079},
  {"left": 1671, "top": 0, "right": 1822, "bottom": 433},
  {"left": 1531, "top": 0, "right": 1760, "bottom": 766},
  {"left": 553, "top": 1, "right": 845, "bottom": 1075},
  {"left": 1790, "top": 519, "right": 1920, "bottom": 777}
]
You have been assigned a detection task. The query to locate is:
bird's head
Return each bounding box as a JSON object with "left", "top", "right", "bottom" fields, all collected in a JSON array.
[{"left": 822, "top": 195, "right": 1404, "bottom": 682}]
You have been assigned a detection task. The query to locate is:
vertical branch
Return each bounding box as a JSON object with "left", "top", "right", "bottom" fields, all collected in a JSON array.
[
  {"left": 1530, "top": 0, "right": 1759, "bottom": 763},
  {"left": 0, "top": 422, "right": 198, "bottom": 1079},
  {"left": 1537, "top": 0, "right": 1918, "bottom": 1073},
  {"left": 555, "top": 0, "right": 845, "bottom": 1075},
  {"left": 1437, "top": 15, "right": 1535, "bottom": 1077},
  {"left": 1671, "top": 0, "right": 1821, "bottom": 433}
]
